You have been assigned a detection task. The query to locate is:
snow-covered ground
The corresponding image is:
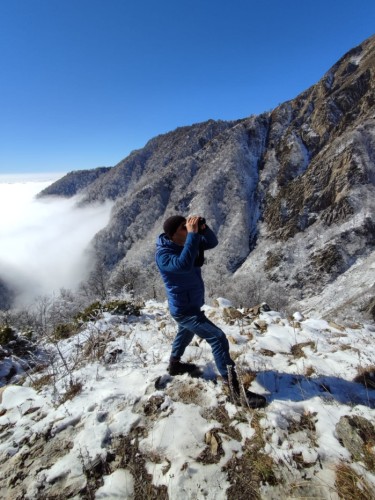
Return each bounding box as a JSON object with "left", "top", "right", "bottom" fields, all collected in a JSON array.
[{"left": 0, "top": 300, "right": 374, "bottom": 499}]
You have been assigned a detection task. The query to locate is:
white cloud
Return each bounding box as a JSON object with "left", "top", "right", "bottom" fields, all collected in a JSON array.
[{"left": 0, "top": 176, "right": 113, "bottom": 306}]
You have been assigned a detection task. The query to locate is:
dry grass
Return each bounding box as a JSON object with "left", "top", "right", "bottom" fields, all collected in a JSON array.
[
  {"left": 353, "top": 365, "right": 375, "bottom": 390},
  {"left": 338, "top": 344, "right": 354, "bottom": 351},
  {"left": 335, "top": 463, "right": 375, "bottom": 500},
  {"left": 290, "top": 341, "right": 316, "bottom": 358},
  {"left": 288, "top": 411, "right": 317, "bottom": 434},
  {"left": 112, "top": 434, "right": 168, "bottom": 500},
  {"left": 236, "top": 366, "right": 257, "bottom": 389},
  {"left": 166, "top": 379, "right": 205, "bottom": 406},
  {"left": 224, "top": 412, "right": 280, "bottom": 499},
  {"left": 31, "top": 373, "right": 54, "bottom": 390},
  {"left": 259, "top": 348, "right": 276, "bottom": 357},
  {"left": 59, "top": 381, "right": 83, "bottom": 404},
  {"left": 83, "top": 336, "right": 108, "bottom": 361},
  {"left": 201, "top": 405, "right": 242, "bottom": 441},
  {"left": 304, "top": 365, "right": 316, "bottom": 377}
]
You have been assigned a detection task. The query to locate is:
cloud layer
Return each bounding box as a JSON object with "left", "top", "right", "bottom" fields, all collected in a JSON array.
[{"left": 0, "top": 176, "right": 113, "bottom": 306}]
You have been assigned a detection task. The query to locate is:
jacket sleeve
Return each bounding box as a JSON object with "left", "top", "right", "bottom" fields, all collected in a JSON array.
[
  {"left": 156, "top": 233, "right": 201, "bottom": 273},
  {"left": 200, "top": 225, "right": 218, "bottom": 250}
]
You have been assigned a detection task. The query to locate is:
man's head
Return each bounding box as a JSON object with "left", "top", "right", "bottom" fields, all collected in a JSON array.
[{"left": 163, "top": 215, "right": 187, "bottom": 245}]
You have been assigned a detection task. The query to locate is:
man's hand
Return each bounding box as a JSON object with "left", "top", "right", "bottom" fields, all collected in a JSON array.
[{"left": 186, "top": 215, "right": 200, "bottom": 233}]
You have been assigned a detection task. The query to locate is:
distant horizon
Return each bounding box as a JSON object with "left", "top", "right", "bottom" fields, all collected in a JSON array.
[
  {"left": 0, "top": 172, "right": 67, "bottom": 182},
  {"left": 1, "top": 1, "right": 374, "bottom": 175}
]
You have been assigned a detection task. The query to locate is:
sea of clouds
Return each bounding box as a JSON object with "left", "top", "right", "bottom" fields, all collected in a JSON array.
[{"left": 0, "top": 173, "right": 113, "bottom": 306}]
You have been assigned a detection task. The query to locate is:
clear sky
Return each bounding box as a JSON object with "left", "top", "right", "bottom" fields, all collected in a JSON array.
[{"left": 1, "top": 0, "right": 374, "bottom": 174}]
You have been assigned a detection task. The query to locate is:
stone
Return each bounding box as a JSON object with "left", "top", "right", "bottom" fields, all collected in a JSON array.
[
  {"left": 253, "top": 320, "right": 268, "bottom": 332},
  {"left": 223, "top": 307, "right": 244, "bottom": 321},
  {"left": 335, "top": 415, "right": 375, "bottom": 461}
]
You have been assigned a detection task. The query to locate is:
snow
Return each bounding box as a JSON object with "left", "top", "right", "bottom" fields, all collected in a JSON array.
[
  {"left": 350, "top": 54, "right": 364, "bottom": 65},
  {"left": 95, "top": 469, "right": 134, "bottom": 498},
  {"left": 0, "top": 300, "right": 374, "bottom": 498}
]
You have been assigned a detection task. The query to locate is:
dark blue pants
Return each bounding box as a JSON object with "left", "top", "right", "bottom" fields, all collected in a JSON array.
[{"left": 171, "top": 311, "right": 235, "bottom": 378}]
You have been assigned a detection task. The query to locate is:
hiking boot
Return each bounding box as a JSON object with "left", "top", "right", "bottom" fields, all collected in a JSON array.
[
  {"left": 168, "top": 360, "right": 198, "bottom": 376},
  {"left": 223, "top": 382, "right": 267, "bottom": 409},
  {"left": 243, "top": 390, "right": 267, "bottom": 409}
]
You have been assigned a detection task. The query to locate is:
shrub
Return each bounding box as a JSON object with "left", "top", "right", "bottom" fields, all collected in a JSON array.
[
  {"left": 0, "top": 325, "right": 16, "bottom": 345},
  {"left": 75, "top": 300, "right": 142, "bottom": 323},
  {"left": 75, "top": 301, "right": 102, "bottom": 323},
  {"left": 53, "top": 323, "right": 79, "bottom": 340}
]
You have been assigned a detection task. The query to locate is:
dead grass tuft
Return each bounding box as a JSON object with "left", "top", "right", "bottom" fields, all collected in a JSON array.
[
  {"left": 236, "top": 366, "right": 257, "bottom": 389},
  {"left": 31, "top": 373, "right": 54, "bottom": 390},
  {"left": 288, "top": 411, "right": 317, "bottom": 434},
  {"left": 259, "top": 348, "right": 276, "bottom": 357},
  {"left": 353, "top": 365, "right": 375, "bottom": 390},
  {"left": 304, "top": 365, "right": 315, "bottom": 377},
  {"left": 112, "top": 433, "right": 168, "bottom": 499},
  {"left": 338, "top": 344, "right": 353, "bottom": 351},
  {"left": 201, "top": 405, "right": 242, "bottom": 441},
  {"left": 290, "top": 341, "right": 315, "bottom": 358},
  {"left": 166, "top": 380, "right": 205, "bottom": 406},
  {"left": 224, "top": 412, "right": 280, "bottom": 498},
  {"left": 59, "top": 381, "right": 83, "bottom": 404},
  {"left": 335, "top": 463, "right": 374, "bottom": 500}
]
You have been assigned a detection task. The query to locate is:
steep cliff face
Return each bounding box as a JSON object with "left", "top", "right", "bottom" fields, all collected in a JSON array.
[
  {"left": 241, "top": 34, "right": 375, "bottom": 307},
  {"left": 39, "top": 35, "right": 375, "bottom": 315},
  {"left": 261, "top": 37, "right": 375, "bottom": 240}
]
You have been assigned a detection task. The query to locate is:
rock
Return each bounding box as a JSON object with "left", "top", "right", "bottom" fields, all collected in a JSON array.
[
  {"left": 335, "top": 415, "right": 375, "bottom": 461},
  {"left": 253, "top": 320, "right": 268, "bottom": 332},
  {"left": 205, "top": 431, "right": 219, "bottom": 456},
  {"left": 223, "top": 307, "right": 244, "bottom": 321},
  {"left": 246, "top": 303, "right": 272, "bottom": 316}
]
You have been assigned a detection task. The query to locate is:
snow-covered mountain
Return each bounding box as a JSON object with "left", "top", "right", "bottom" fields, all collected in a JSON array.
[
  {"left": 1, "top": 300, "right": 374, "bottom": 498},
  {"left": 37, "top": 34, "right": 375, "bottom": 321}
]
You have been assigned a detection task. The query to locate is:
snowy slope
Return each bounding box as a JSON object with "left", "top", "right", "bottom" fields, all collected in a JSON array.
[
  {"left": 300, "top": 248, "right": 375, "bottom": 321},
  {"left": 0, "top": 301, "right": 374, "bottom": 499}
]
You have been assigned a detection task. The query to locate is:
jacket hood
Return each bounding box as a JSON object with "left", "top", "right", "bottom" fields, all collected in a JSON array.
[{"left": 156, "top": 233, "right": 181, "bottom": 251}]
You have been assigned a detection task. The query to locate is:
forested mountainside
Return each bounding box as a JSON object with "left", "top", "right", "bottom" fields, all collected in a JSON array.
[
  {"left": 40, "top": 34, "right": 375, "bottom": 320},
  {"left": 37, "top": 167, "right": 111, "bottom": 197}
]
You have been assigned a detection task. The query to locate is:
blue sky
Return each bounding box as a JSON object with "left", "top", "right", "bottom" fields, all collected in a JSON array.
[{"left": 0, "top": 0, "right": 374, "bottom": 174}]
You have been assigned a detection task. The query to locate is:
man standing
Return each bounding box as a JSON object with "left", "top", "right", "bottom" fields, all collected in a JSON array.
[{"left": 155, "top": 214, "right": 266, "bottom": 409}]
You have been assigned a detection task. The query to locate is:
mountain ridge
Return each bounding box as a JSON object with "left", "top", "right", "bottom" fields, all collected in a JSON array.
[{"left": 36, "top": 34, "right": 375, "bottom": 320}]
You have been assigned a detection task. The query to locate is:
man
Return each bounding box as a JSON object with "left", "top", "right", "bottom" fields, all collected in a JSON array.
[{"left": 155, "top": 214, "right": 266, "bottom": 409}]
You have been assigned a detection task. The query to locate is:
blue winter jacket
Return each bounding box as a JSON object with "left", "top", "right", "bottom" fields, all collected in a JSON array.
[{"left": 155, "top": 227, "right": 218, "bottom": 315}]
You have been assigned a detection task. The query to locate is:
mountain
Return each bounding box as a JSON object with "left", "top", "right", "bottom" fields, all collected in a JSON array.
[
  {"left": 39, "top": 34, "right": 375, "bottom": 321},
  {"left": 37, "top": 167, "right": 112, "bottom": 197}
]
